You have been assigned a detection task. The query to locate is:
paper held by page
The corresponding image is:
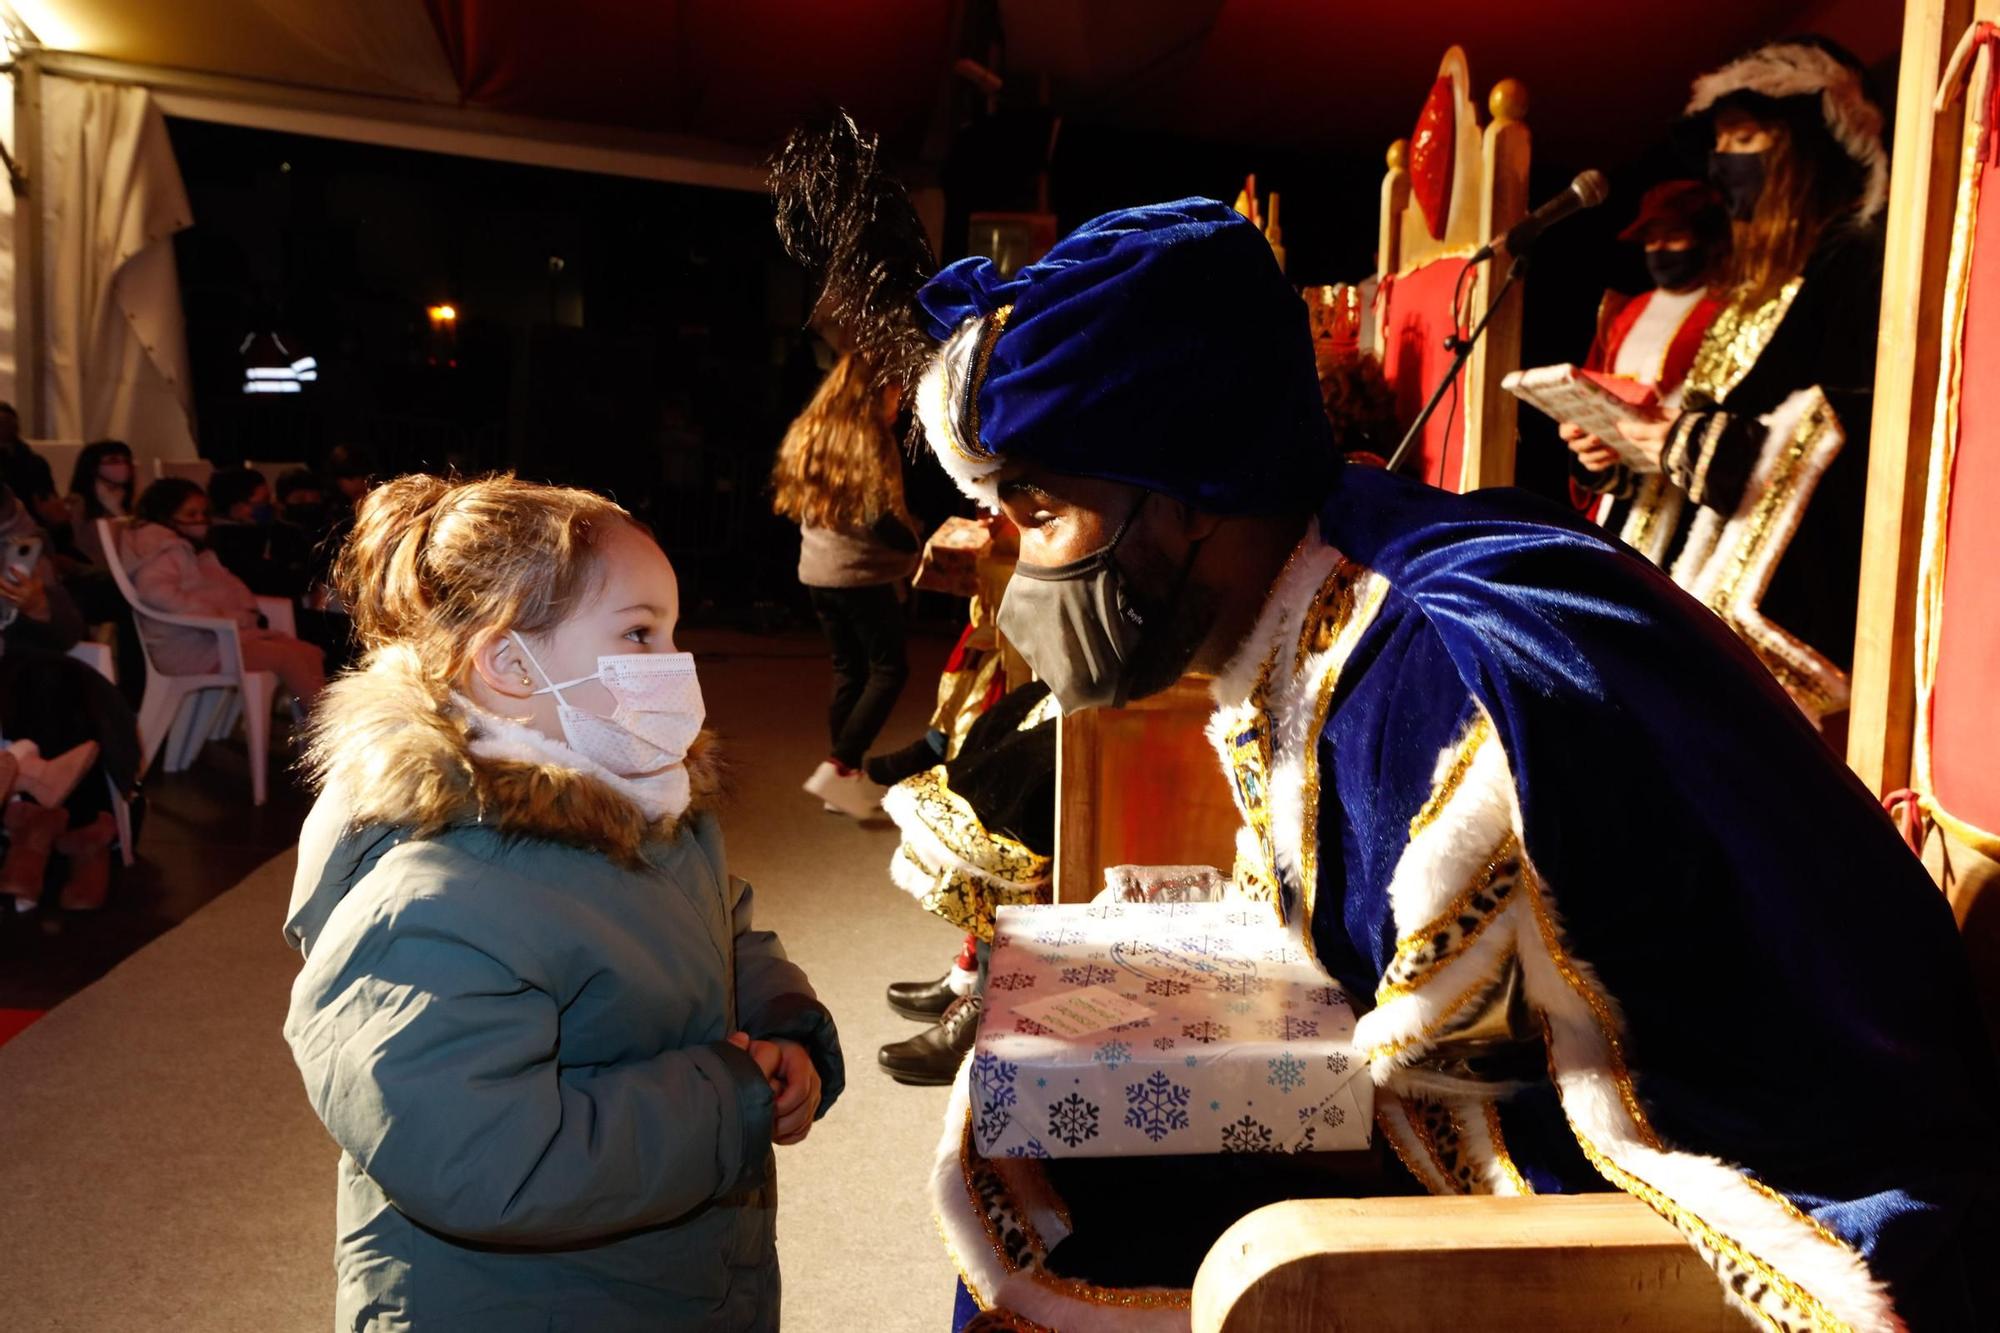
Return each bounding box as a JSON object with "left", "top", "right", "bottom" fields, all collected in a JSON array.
[{"left": 1504, "top": 363, "right": 1663, "bottom": 469}]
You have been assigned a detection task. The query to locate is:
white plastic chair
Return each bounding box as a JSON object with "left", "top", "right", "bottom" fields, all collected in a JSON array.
[
  {"left": 97, "top": 519, "right": 284, "bottom": 806},
  {"left": 152, "top": 458, "right": 214, "bottom": 488},
  {"left": 63, "top": 640, "right": 137, "bottom": 867}
]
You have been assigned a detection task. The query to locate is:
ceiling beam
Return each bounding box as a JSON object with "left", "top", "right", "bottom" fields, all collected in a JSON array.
[{"left": 25, "top": 48, "right": 797, "bottom": 193}]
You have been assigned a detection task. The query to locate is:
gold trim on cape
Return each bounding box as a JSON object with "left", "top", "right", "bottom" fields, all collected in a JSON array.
[{"left": 1684, "top": 277, "right": 1805, "bottom": 406}]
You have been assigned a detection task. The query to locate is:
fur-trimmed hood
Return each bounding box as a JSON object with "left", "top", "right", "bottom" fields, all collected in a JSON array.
[
  {"left": 301, "top": 645, "right": 724, "bottom": 868},
  {"left": 1685, "top": 38, "right": 1888, "bottom": 222}
]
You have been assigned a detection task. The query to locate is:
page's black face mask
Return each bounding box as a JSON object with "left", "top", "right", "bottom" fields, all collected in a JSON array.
[
  {"left": 1708, "top": 150, "right": 1767, "bottom": 222},
  {"left": 1645, "top": 247, "right": 1708, "bottom": 293}
]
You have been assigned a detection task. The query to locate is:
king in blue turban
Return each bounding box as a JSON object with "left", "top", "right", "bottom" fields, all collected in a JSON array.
[{"left": 775, "top": 116, "right": 1999, "bottom": 1331}]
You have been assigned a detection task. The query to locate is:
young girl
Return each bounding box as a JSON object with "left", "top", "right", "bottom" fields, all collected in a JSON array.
[
  {"left": 771, "top": 353, "right": 917, "bottom": 817},
  {"left": 118, "top": 477, "right": 325, "bottom": 706},
  {"left": 283, "top": 474, "right": 841, "bottom": 1331}
]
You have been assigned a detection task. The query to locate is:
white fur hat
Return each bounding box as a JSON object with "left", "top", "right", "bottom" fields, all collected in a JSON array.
[{"left": 1686, "top": 39, "right": 1888, "bottom": 222}]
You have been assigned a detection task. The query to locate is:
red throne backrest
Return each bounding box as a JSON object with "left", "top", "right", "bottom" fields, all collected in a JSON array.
[{"left": 1378, "top": 259, "right": 1473, "bottom": 490}]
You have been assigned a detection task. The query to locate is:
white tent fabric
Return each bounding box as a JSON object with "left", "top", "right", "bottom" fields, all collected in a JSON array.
[
  {"left": 39, "top": 77, "right": 197, "bottom": 464},
  {"left": 0, "top": 77, "right": 17, "bottom": 408}
]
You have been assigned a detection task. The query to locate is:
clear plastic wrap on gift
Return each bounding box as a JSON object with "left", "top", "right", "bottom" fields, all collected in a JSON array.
[{"left": 970, "top": 901, "right": 1371, "bottom": 1159}]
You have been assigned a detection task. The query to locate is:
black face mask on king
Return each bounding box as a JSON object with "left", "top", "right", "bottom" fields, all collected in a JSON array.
[{"left": 996, "top": 501, "right": 1150, "bottom": 714}]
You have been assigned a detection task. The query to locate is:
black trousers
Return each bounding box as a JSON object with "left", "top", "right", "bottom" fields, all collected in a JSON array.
[{"left": 808, "top": 584, "right": 910, "bottom": 770}]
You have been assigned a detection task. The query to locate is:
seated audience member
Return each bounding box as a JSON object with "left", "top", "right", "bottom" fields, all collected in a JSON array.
[
  {"left": 55, "top": 440, "right": 147, "bottom": 700},
  {"left": 206, "top": 465, "right": 289, "bottom": 594},
  {"left": 0, "top": 402, "right": 65, "bottom": 531},
  {"left": 0, "top": 482, "right": 85, "bottom": 656},
  {"left": 118, "top": 479, "right": 325, "bottom": 708},
  {"left": 276, "top": 467, "right": 342, "bottom": 595},
  {"left": 324, "top": 443, "right": 375, "bottom": 516},
  {"left": 59, "top": 440, "right": 136, "bottom": 572},
  {"left": 213, "top": 465, "right": 355, "bottom": 671},
  {"left": 0, "top": 482, "right": 141, "bottom": 909}
]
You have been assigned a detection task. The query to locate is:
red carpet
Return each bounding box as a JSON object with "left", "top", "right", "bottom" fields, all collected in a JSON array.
[{"left": 0, "top": 1008, "right": 44, "bottom": 1048}]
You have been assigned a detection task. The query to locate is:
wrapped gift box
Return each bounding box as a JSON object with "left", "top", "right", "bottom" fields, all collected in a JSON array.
[{"left": 971, "top": 900, "right": 1371, "bottom": 1159}]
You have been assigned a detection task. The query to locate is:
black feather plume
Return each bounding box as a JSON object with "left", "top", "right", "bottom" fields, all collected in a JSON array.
[{"left": 771, "top": 111, "right": 939, "bottom": 391}]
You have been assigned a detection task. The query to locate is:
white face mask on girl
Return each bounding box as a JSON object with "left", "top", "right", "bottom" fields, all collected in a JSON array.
[{"left": 510, "top": 633, "right": 705, "bottom": 779}]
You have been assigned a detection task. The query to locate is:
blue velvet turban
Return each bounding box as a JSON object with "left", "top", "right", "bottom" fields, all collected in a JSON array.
[{"left": 912, "top": 198, "right": 1335, "bottom": 515}]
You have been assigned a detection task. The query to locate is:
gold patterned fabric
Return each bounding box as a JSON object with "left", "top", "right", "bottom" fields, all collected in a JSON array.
[
  {"left": 1683, "top": 278, "right": 1805, "bottom": 406},
  {"left": 884, "top": 693, "right": 1057, "bottom": 939}
]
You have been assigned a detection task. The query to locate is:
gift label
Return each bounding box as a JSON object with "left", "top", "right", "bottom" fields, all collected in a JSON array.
[{"left": 1011, "top": 985, "right": 1155, "bottom": 1039}]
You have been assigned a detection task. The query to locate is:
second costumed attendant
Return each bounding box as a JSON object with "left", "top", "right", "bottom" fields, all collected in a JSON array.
[{"left": 775, "top": 116, "right": 1999, "bottom": 1331}]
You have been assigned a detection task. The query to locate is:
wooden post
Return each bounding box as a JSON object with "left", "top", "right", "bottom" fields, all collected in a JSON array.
[
  {"left": 1847, "top": 0, "right": 1978, "bottom": 794},
  {"left": 1376, "top": 138, "right": 1410, "bottom": 323},
  {"left": 1466, "top": 79, "right": 1531, "bottom": 490}
]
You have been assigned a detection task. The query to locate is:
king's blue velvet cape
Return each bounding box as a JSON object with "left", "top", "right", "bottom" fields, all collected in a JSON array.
[{"left": 1310, "top": 464, "right": 1998, "bottom": 1327}]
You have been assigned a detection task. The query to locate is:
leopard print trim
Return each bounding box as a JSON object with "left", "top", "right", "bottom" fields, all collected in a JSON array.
[
  {"left": 1377, "top": 834, "right": 1522, "bottom": 1001},
  {"left": 960, "top": 1115, "right": 1043, "bottom": 1276}
]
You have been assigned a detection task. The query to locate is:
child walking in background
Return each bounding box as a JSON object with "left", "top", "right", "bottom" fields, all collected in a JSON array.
[
  {"left": 283, "top": 474, "right": 842, "bottom": 1332},
  {"left": 771, "top": 353, "right": 918, "bottom": 817}
]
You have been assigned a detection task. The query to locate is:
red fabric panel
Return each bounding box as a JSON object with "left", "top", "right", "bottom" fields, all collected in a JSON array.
[
  {"left": 421, "top": 1, "right": 952, "bottom": 155},
  {"left": 1378, "top": 259, "right": 1472, "bottom": 491},
  {"left": 1409, "top": 76, "right": 1456, "bottom": 241},
  {"left": 0, "top": 1009, "right": 43, "bottom": 1049},
  {"left": 1930, "top": 56, "right": 2000, "bottom": 837}
]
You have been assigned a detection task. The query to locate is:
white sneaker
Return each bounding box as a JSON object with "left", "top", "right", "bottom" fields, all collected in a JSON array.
[{"left": 804, "top": 761, "right": 885, "bottom": 818}]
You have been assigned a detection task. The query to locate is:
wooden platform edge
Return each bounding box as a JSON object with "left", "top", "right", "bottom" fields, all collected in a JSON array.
[{"left": 1190, "top": 1194, "right": 1740, "bottom": 1333}]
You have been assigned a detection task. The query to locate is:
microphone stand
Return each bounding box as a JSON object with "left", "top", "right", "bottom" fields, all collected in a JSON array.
[{"left": 1385, "top": 251, "right": 1529, "bottom": 477}]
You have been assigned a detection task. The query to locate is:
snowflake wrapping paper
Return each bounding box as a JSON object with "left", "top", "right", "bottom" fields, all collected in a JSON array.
[{"left": 971, "top": 901, "right": 1371, "bottom": 1159}]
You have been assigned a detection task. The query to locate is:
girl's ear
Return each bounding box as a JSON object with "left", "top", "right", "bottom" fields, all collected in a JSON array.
[{"left": 469, "top": 628, "right": 537, "bottom": 700}]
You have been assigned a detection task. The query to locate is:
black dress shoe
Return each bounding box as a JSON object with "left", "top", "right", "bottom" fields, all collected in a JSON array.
[
  {"left": 879, "top": 995, "right": 982, "bottom": 1086},
  {"left": 886, "top": 972, "right": 959, "bottom": 1022}
]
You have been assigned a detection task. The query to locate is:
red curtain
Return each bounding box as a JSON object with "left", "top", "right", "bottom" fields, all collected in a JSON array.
[{"left": 420, "top": 1, "right": 952, "bottom": 153}]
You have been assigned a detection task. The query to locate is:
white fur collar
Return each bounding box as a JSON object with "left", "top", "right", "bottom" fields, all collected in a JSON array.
[{"left": 1209, "top": 519, "right": 1341, "bottom": 710}]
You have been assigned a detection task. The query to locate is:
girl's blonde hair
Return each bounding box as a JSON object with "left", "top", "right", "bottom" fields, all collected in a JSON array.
[
  {"left": 770, "top": 354, "right": 909, "bottom": 530},
  {"left": 335, "top": 473, "right": 646, "bottom": 689}
]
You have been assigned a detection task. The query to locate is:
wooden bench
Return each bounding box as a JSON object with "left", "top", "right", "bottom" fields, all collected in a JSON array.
[{"left": 1193, "top": 1194, "right": 1737, "bottom": 1332}]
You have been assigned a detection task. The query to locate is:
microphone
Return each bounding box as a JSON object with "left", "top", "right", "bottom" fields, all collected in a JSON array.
[{"left": 1469, "top": 170, "right": 1609, "bottom": 264}]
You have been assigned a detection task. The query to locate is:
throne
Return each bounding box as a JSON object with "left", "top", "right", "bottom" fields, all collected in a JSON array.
[{"left": 1373, "top": 46, "right": 1531, "bottom": 493}]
